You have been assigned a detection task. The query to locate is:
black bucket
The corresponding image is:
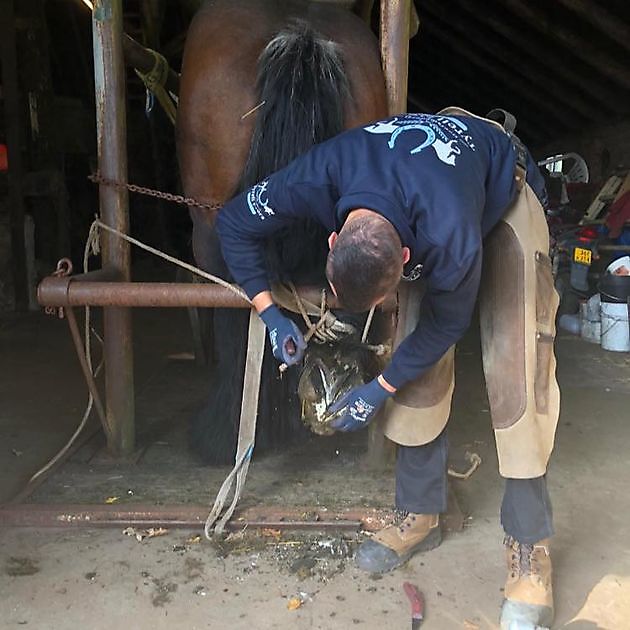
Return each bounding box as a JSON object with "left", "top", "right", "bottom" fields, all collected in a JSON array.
[{"left": 599, "top": 273, "right": 630, "bottom": 303}]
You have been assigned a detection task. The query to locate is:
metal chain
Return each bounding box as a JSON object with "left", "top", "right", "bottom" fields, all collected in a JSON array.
[{"left": 88, "top": 173, "right": 222, "bottom": 212}]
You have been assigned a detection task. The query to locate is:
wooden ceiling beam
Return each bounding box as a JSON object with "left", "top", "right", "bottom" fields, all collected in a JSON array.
[
  {"left": 419, "top": 0, "right": 608, "bottom": 120},
  {"left": 416, "top": 27, "right": 583, "bottom": 132},
  {"left": 459, "top": 2, "right": 625, "bottom": 111},
  {"left": 554, "top": 0, "right": 630, "bottom": 55},
  {"left": 501, "top": 0, "right": 630, "bottom": 90},
  {"left": 409, "top": 52, "right": 555, "bottom": 144}
]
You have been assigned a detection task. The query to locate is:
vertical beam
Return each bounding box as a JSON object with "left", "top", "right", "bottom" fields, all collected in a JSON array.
[
  {"left": 368, "top": 0, "right": 411, "bottom": 467},
  {"left": 380, "top": 0, "right": 411, "bottom": 115},
  {"left": 0, "top": 0, "right": 28, "bottom": 309},
  {"left": 92, "top": 0, "right": 135, "bottom": 455}
]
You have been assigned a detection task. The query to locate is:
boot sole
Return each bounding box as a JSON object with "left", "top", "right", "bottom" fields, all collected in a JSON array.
[
  {"left": 500, "top": 598, "right": 554, "bottom": 630},
  {"left": 398, "top": 525, "right": 443, "bottom": 564}
]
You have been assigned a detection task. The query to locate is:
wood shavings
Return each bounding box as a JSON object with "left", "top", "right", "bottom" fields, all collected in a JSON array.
[
  {"left": 287, "top": 597, "right": 303, "bottom": 611},
  {"left": 122, "top": 527, "right": 169, "bottom": 542}
]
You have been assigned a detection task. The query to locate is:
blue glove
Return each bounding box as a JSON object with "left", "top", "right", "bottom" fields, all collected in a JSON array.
[
  {"left": 259, "top": 304, "right": 306, "bottom": 366},
  {"left": 327, "top": 378, "right": 393, "bottom": 432}
]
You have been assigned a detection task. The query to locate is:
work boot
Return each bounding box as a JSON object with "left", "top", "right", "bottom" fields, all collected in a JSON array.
[
  {"left": 355, "top": 513, "right": 441, "bottom": 574},
  {"left": 500, "top": 536, "right": 554, "bottom": 630}
]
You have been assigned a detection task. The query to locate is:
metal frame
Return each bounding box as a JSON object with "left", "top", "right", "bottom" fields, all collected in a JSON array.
[
  {"left": 5, "top": 0, "right": 416, "bottom": 530},
  {"left": 37, "top": 0, "right": 412, "bottom": 459},
  {"left": 0, "top": 500, "right": 464, "bottom": 533}
]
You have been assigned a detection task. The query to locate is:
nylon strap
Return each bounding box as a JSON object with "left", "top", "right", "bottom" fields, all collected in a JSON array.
[{"left": 204, "top": 309, "right": 266, "bottom": 537}]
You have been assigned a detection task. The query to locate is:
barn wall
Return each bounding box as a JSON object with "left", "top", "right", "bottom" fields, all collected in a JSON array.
[
  {"left": 536, "top": 118, "right": 630, "bottom": 184},
  {"left": 0, "top": 202, "right": 13, "bottom": 310}
]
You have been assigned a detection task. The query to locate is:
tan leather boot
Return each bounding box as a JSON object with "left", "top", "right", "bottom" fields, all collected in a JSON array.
[
  {"left": 355, "top": 513, "right": 441, "bottom": 574},
  {"left": 500, "top": 536, "right": 554, "bottom": 629}
]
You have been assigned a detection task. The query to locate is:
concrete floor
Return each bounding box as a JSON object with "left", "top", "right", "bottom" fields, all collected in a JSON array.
[{"left": 1, "top": 309, "right": 630, "bottom": 629}]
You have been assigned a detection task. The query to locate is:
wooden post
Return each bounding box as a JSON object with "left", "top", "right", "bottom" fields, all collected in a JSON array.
[
  {"left": 0, "top": 0, "right": 28, "bottom": 310},
  {"left": 380, "top": 0, "right": 411, "bottom": 116},
  {"left": 92, "top": 0, "right": 135, "bottom": 455}
]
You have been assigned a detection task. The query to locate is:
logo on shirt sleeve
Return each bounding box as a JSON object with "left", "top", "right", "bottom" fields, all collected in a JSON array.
[
  {"left": 247, "top": 179, "right": 276, "bottom": 221},
  {"left": 363, "top": 114, "right": 475, "bottom": 167}
]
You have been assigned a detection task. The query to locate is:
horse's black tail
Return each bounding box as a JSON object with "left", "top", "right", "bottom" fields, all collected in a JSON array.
[{"left": 239, "top": 19, "right": 351, "bottom": 189}]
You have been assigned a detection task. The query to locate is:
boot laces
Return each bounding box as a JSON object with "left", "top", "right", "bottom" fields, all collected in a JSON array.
[
  {"left": 394, "top": 509, "right": 410, "bottom": 532},
  {"left": 504, "top": 535, "right": 544, "bottom": 578}
]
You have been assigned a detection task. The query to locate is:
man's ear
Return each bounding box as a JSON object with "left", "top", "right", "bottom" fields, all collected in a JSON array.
[
  {"left": 328, "top": 231, "right": 338, "bottom": 250},
  {"left": 402, "top": 246, "right": 411, "bottom": 265}
]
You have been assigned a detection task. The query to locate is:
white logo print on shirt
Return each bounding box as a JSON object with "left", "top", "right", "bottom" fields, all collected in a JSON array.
[
  {"left": 363, "top": 114, "right": 476, "bottom": 167},
  {"left": 247, "top": 179, "right": 276, "bottom": 220}
]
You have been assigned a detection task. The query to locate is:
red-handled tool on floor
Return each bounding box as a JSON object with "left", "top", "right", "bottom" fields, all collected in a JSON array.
[{"left": 403, "top": 582, "right": 425, "bottom": 630}]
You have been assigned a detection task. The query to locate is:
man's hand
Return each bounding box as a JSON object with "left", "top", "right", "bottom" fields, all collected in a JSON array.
[
  {"left": 327, "top": 378, "right": 393, "bottom": 432},
  {"left": 259, "top": 304, "right": 306, "bottom": 366}
]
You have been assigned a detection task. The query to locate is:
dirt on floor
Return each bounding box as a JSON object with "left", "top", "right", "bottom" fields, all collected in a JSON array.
[{"left": 1, "top": 308, "right": 630, "bottom": 629}]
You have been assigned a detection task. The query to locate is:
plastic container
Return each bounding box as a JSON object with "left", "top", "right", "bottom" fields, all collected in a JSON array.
[
  {"left": 600, "top": 301, "right": 630, "bottom": 352},
  {"left": 599, "top": 262, "right": 629, "bottom": 352},
  {"left": 559, "top": 313, "right": 581, "bottom": 335},
  {"left": 607, "top": 256, "right": 630, "bottom": 275},
  {"left": 599, "top": 274, "right": 630, "bottom": 304},
  {"left": 580, "top": 294, "right": 601, "bottom": 344}
]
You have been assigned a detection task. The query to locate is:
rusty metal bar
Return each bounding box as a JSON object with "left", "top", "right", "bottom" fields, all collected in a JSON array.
[
  {"left": 380, "top": 0, "right": 411, "bottom": 115},
  {"left": 0, "top": 504, "right": 395, "bottom": 532},
  {"left": 0, "top": 501, "right": 465, "bottom": 532},
  {"left": 37, "top": 279, "right": 400, "bottom": 311},
  {"left": 372, "top": 0, "right": 412, "bottom": 466},
  {"left": 92, "top": 0, "right": 135, "bottom": 456},
  {"left": 122, "top": 34, "right": 179, "bottom": 95}
]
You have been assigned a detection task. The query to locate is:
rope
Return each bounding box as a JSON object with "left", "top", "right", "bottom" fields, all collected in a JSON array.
[
  {"left": 26, "top": 223, "right": 105, "bottom": 485},
  {"left": 92, "top": 218, "right": 249, "bottom": 302}
]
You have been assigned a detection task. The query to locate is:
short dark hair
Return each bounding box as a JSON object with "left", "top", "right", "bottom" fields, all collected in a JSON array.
[{"left": 326, "top": 214, "right": 402, "bottom": 312}]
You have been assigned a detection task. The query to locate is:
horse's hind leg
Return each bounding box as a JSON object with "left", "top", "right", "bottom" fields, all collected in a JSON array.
[{"left": 189, "top": 305, "right": 306, "bottom": 465}]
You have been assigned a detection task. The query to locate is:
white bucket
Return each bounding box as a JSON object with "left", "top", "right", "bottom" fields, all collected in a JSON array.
[
  {"left": 580, "top": 294, "right": 601, "bottom": 344},
  {"left": 600, "top": 301, "right": 630, "bottom": 352}
]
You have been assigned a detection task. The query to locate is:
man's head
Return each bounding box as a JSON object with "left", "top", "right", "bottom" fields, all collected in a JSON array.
[{"left": 326, "top": 209, "right": 409, "bottom": 312}]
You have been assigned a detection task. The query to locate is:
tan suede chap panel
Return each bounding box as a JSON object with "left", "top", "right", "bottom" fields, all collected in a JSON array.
[
  {"left": 479, "top": 223, "right": 527, "bottom": 429},
  {"left": 382, "top": 347, "right": 455, "bottom": 447},
  {"left": 480, "top": 184, "right": 561, "bottom": 478}
]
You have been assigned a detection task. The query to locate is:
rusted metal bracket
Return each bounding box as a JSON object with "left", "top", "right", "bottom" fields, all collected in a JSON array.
[{"left": 0, "top": 502, "right": 465, "bottom": 533}]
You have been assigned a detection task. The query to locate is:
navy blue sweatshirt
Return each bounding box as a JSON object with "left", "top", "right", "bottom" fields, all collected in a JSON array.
[{"left": 216, "top": 113, "right": 547, "bottom": 389}]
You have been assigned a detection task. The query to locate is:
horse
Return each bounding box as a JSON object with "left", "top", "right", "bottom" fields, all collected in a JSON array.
[{"left": 176, "top": 0, "right": 387, "bottom": 464}]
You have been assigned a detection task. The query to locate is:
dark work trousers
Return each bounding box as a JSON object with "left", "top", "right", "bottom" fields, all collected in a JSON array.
[{"left": 395, "top": 428, "right": 554, "bottom": 544}]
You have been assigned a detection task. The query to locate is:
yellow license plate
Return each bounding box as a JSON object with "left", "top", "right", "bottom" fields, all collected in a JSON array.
[{"left": 574, "top": 247, "right": 592, "bottom": 265}]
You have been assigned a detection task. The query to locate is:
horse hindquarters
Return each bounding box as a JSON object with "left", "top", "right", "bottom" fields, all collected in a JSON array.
[{"left": 183, "top": 2, "right": 387, "bottom": 464}]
